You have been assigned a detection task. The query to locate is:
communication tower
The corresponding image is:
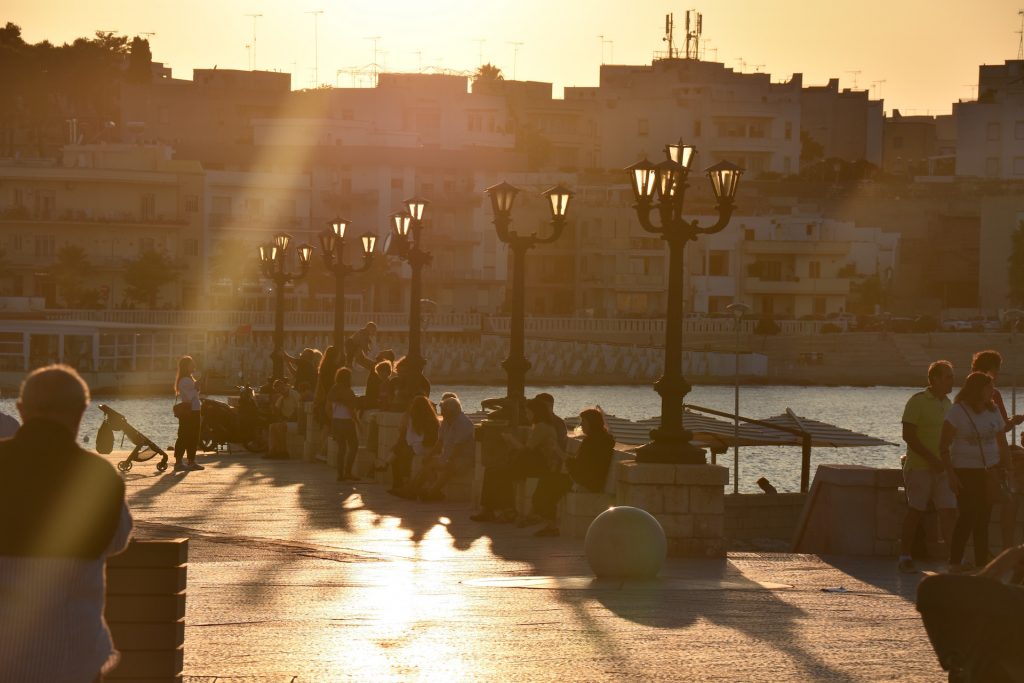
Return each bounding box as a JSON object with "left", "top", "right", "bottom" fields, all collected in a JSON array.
[{"left": 685, "top": 10, "right": 702, "bottom": 60}]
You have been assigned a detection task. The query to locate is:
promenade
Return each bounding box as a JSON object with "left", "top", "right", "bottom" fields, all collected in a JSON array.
[{"left": 115, "top": 450, "right": 946, "bottom": 682}]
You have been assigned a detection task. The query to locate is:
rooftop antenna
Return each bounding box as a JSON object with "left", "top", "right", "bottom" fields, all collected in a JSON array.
[
  {"left": 415, "top": 50, "right": 423, "bottom": 73},
  {"left": 508, "top": 41, "right": 523, "bottom": 79},
  {"left": 963, "top": 83, "right": 979, "bottom": 98},
  {"left": 307, "top": 10, "right": 323, "bottom": 86},
  {"left": 1018, "top": 9, "right": 1024, "bottom": 60},
  {"left": 663, "top": 13, "right": 677, "bottom": 59},
  {"left": 606, "top": 38, "right": 614, "bottom": 64},
  {"left": 366, "top": 36, "right": 382, "bottom": 85},
  {"left": 475, "top": 38, "right": 486, "bottom": 65},
  {"left": 846, "top": 70, "right": 862, "bottom": 89},
  {"left": 244, "top": 13, "right": 262, "bottom": 70},
  {"left": 245, "top": 42, "right": 252, "bottom": 71},
  {"left": 871, "top": 79, "right": 887, "bottom": 99},
  {"left": 685, "top": 10, "right": 702, "bottom": 60},
  {"left": 753, "top": 64, "right": 765, "bottom": 72},
  {"left": 598, "top": 34, "right": 605, "bottom": 64},
  {"left": 736, "top": 57, "right": 747, "bottom": 72}
]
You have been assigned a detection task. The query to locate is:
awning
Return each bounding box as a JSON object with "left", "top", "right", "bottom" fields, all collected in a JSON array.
[{"left": 759, "top": 409, "right": 897, "bottom": 448}]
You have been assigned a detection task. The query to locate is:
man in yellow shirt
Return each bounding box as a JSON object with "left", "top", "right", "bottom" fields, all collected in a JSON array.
[{"left": 899, "top": 360, "right": 956, "bottom": 573}]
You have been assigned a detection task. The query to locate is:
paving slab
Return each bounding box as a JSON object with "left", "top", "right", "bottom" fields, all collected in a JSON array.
[{"left": 110, "top": 450, "right": 946, "bottom": 681}]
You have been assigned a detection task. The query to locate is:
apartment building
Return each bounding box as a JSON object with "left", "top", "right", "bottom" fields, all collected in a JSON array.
[
  {"left": 800, "top": 77, "right": 883, "bottom": 166},
  {"left": 955, "top": 59, "right": 1024, "bottom": 179},
  {"left": 0, "top": 144, "right": 204, "bottom": 308},
  {"left": 564, "top": 58, "right": 802, "bottom": 177}
]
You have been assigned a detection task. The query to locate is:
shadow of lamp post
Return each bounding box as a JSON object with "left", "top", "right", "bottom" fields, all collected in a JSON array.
[
  {"left": 385, "top": 197, "right": 431, "bottom": 381},
  {"left": 258, "top": 232, "right": 312, "bottom": 381},
  {"left": 482, "top": 182, "right": 573, "bottom": 426},
  {"left": 626, "top": 142, "right": 743, "bottom": 464},
  {"left": 319, "top": 218, "right": 376, "bottom": 349}
]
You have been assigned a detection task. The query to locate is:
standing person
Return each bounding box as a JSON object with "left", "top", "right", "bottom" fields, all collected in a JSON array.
[
  {"left": 363, "top": 359, "right": 393, "bottom": 410},
  {"left": 313, "top": 346, "right": 340, "bottom": 458},
  {"left": 283, "top": 348, "right": 320, "bottom": 390},
  {"left": 328, "top": 367, "right": 361, "bottom": 482},
  {"left": 345, "top": 322, "right": 377, "bottom": 371},
  {"left": 898, "top": 360, "right": 957, "bottom": 573},
  {"left": 173, "top": 355, "right": 203, "bottom": 472},
  {"left": 971, "top": 350, "right": 1024, "bottom": 548},
  {"left": 942, "top": 371, "right": 1010, "bottom": 572},
  {"left": 0, "top": 365, "right": 133, "bottom": 682},
  {"left": 388, "top": 355, "right": 431, "bottom": 412},
  {"left": 530, "top": 407, "right": 615, "bottom": 537}
]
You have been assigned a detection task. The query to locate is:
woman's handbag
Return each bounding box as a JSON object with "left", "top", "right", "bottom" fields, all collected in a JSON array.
[
  {"left": 961, "top": 404, "right": 1010, "bottom": 505},
  {"left": 173, "top": 401, "right": 191, "bottom": 420}
]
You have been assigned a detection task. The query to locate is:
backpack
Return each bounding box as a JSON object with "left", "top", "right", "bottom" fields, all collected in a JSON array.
[{"left": 96, "top": 420, "right": 114, "bottom": 455}]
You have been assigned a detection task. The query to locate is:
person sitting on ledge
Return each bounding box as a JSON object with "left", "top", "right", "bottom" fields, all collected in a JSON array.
[
  {"left": 917, "top": 544, "right": 1024, "bottom": 681},
  {"left": 0, "top": 365, "right": 134, "bottom": 682},
  {"left": 403, "top": 394, "right": 476, "bottom": 502},
  {"left": 528, "top": 407, "right": 615, "bottom": 537},
  {"left": 266, "top": 380, "right": 301, "bottom": 460}
]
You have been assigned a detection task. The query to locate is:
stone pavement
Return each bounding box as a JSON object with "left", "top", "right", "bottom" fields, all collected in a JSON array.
[{"left": 111, "top": 451, "right": 947, "bottom": 682}]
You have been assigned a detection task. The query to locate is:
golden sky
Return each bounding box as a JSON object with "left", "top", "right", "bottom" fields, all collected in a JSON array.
[{"left": 5, "top": 0, "right": 1021, "bottom": 114}]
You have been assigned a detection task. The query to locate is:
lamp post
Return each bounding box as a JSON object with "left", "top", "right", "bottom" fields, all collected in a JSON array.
[
  {"left": 385, "top": 197, "right": 431, "bottom": 376},
  {"left": 258, "top": 232, "right": 313, "bottom": 380},
  {"left": 319, "top": 218, "right": 376, "bottom": 349},
  {"left": 484, "top": 181, "right": 573, "bottom": 425},
  {"left": 726, "top": 301, "right": 750, "bottom": 492},
  {"left": 626, "top": 141, "right": 743, "bottom": 463}
]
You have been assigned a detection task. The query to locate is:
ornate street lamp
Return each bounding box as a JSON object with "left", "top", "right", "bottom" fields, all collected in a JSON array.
[
  {"left": 484, "top": 181, "right": 573, "bottom": 425},
  {"left": 258, "top": 232, "right": 313, "bottom": 380},
  {"left": 627, "top": 145, "right": 743, "bottom": 463},
  {"left": 726, "top": 301, "right": 750, "bottom": 491},
  {"left": 385, "top": 198, "right": 431, "bottom": 377},
  {"left": 319, "top": 217, "right": 375, "bottom": 349}
]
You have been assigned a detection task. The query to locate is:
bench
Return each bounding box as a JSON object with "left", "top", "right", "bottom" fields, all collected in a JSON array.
[{"left": 105, "top": 538, "right": 187, "bottom": 682}]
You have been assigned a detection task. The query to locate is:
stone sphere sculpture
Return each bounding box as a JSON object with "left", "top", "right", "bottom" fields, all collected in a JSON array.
[{"left": 584, "top": 506, "right": 666, "bottom": 578}]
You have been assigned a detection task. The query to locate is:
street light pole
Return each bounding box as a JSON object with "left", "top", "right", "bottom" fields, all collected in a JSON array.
[
  {"left": 484, "top": 182, "right": 573, "bottom": 426},
  {"left": 319, "top": 219, "right": 376, "bottom": 349},
  {"left": 386, "top": 197, "right": 431, "bottom": 376},
  {"left": 626, "top": 142, "right": 743, "bottom": 464},
  {"left": 726, "top": 301, "right": 750, "bottom": 493},
  {"left": 258, "top": 233, "right": 313, "bottom": 380}
]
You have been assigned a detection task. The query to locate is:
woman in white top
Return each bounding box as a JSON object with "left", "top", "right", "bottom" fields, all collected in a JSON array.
[
  {"left": 941, "top": 371, "right": 1009, "bottom": 570},
  {"left": 327, "top": 367, "right": 361, "bottom": 481},
  {"left": 173, "top": 355, "right": 204, "bottom": 472}
]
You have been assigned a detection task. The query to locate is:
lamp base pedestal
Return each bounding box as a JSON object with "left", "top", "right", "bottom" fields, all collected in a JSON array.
[{"left": 635, "top": 434, "right": 707, "bottom": 465}]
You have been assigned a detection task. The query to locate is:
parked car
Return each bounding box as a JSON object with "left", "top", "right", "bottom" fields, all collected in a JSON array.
[{"left": 941, "top": 319, "right": 972, "bottom": 332}]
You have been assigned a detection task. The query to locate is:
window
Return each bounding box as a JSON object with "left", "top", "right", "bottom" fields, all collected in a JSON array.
[
  {"left": 139, "top": 237, "right": 154, "bottom": 254},
  {"left": 784, "top": 121, "right": 792, "bottom": 140},
  {"left": 211, "top": 196, "right": 232, "bottom": 215},
  {"left": 184, "top": 195, "right": 199, "bottom": 212},
  {"left": 708, "top": 296, "right": 732, "bottom": 313},
  {"left": 638, "top": 118, "right": 649, "bottom": 136},
  {"left": 808, "top": 261, "right": 821, "bottom": 278},
  {"left": 783, "top": 157, "right": 792, "bottom": 174},
  {"left": 1014, "top": 158, "right": 1024, "bottom": 176},
  {"left": 140, "top": 193, "right": 156, "bottom": 220},
  {"left": 35, "top": 190, "right": 55, "bottom": 219},
  {"left": 244, "top": 197, "right": 263, "bottom": 218},
  {"left": 33, "top": 235, "right": 55, "bottom": 258},
  {"left": 391, "top": 177, "right": 404, "bottom": 190},
  {"left": 748, "top": 121, "right": 766, "bottom": 138},
  {"left": 813, "top": 297, "right": 827, "bottom": 315},
  {"left": 183, "top": 238, "right": 199, "bottom": 257},
  {"left": 744, "top": 228, "right": 755, "bottom": 241},
  {"left": 758, "top": 260, "right": 782, "bottom": 281},
  {"left": 708, "top": 251, "right": 729, "bottom": 276},
  {"left": 986, "top": 157, "right": 1001, "bottom": 177},
  {"left": 987, "top": 122, "right": 1001, "bottom": 142},
  {"left": 341, "top": 109, "right": 354, "bottom": 121},
  {"left": 892, "top": 136, "right": 904, "bottom": 150},
  {"left": 693, "top": 120, "right": 702, "bottom": 137}
]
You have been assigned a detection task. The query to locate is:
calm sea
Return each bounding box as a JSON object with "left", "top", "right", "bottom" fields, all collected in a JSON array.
[{"left": 5, "top": 384, "right": 1011, "bottom": 494}]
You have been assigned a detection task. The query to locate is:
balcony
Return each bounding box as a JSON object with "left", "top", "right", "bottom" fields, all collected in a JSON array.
[
  {"left": 0, "top": 207, "right": 188, "bottom": 227},
  {"left": 744, "top": 277, "right": 849, "bottom": 296},
  {"left": 743, "top": 240, "right": 848, "bottom": 256}
]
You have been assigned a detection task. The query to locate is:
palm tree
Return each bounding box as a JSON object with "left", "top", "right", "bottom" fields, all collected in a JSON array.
[{"left": 472, "top": 63, "right": 504, "bottom": 94}]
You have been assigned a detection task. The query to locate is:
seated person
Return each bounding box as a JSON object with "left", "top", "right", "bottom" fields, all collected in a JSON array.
[
  {"left": 266, "top": 380, "right": 301, "bottom": 459},
  {"left": 917, "top": 545, "right": 1024, "bottom": 682},
  {"left": 407, "top": 395, "right": 476, "bottom": 501}
]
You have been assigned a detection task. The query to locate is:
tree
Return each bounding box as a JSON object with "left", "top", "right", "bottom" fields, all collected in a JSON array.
[
  {"left": 49, "top": 245, "right": 93, "bottom": 307},
  {"left": 1009, "top": 221, "right": 1024, "bottom": 307},
  {"left": 472, "top": 63, "right": 504, "bottom": 94},
  {"left": 123, "top": 250, "right": 181, "bottom": 308},
  {"left": 127, "top": 36, "right": 152, "bottom": 83},
  {"left": 799, "top": 130, "right": 824, "bottom": 165}
]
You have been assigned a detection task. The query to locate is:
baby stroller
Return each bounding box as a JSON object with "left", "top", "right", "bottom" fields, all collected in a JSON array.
[{"left": 97, "top": 404, "right": 170, "bottom": 473}]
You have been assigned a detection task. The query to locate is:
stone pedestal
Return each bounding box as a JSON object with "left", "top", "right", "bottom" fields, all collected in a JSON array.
[
  {"left": 474, "top": 422, "right": 529, "bottom": 511},
  {"left": 302, "top": 401, "right": 319, "bottom": 462},
  {"left": 615, "top": 461, "right": 729, "bottom": 558},
  {"left": 373, "top": 411, "right": 406, "bottom": 486}
]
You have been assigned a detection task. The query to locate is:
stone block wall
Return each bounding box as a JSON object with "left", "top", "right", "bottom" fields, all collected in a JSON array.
[{"left": 724, "top": 493, "right": 807, "bottom": 545}]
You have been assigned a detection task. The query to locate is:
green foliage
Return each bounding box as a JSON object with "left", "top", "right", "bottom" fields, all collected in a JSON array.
[
  {"left": 123, "top": 250, "right": 181, "bottom": 308},
  {"left": 799, "top": 130, "right": 824, "bottom": 164},
  {"left": 0, "top": 23, "right": 151, "bottom": 155},
  {"left": 49, "top": 245, "right": 93, "bottom": 307},
  {"left": 1009, "top": 222, "right": 1024, "bottom": 307}
]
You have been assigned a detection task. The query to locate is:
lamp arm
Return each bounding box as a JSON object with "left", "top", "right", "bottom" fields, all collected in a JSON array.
[
  {"left": 533, "top": 218, "right": 566, "bottom": 245},
  {"left": 694, "top": 202, "right": 736, "bottom": 235},
  {"left": 354, "top": 253, "right": 374, "bottom": 274},
  {"left": 493, "top": 217, "right": 512, "bottom": 244},
  {"left": 633, "top": 202, "right": 666, "bottom": 235}
]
